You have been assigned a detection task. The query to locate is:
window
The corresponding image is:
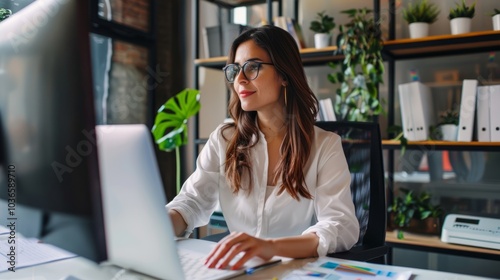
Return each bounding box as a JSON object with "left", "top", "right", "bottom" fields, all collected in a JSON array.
[{"left": 91, "top": 0, "right": 155, "bottom": 125}]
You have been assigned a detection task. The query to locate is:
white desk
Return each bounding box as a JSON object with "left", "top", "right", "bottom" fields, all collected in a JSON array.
[{"left": 0, "top": 256, "right": 496, "bottom": 280}]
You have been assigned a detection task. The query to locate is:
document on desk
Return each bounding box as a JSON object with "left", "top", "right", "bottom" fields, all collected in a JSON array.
[
  {"left": 0, "top": 225, "right": 9, "bottom": 235},
  {"left": 283, "top": 257, "right": 412, "bottom": 280},
  {"left": 0, "top": 238, "right": 77, "bottom": 272}
]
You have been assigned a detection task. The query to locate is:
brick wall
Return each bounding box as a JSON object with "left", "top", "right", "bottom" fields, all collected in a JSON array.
[{"left": 110, "top": 0, "right": 149, "bottom": 32}]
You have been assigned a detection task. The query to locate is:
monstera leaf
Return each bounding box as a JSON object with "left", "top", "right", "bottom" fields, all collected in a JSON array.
[
  {"left": 0, "top": 8, "right": 12, "bottom": 22},
  {"left": 152, "top": 88, "right": 200, "bottom": 193}
]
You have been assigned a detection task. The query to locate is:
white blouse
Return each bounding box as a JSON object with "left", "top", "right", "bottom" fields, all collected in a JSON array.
[{"left": 166, "top": 124, "right": 359, "bottom": 256}]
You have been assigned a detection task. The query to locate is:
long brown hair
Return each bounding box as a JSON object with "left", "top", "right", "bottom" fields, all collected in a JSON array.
[{"left": 221, "top": 25, "right": 318, "bottom": 200}]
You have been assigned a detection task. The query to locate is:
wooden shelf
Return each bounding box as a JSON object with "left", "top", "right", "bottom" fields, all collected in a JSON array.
[
  {"left": 203, "top": 0, "right": 277, "bottom": 9},
  {"left": 382, "top": 140, "right": 500, "bottom": 151},
  {"left": 386, "top": 231, "right": 500, "bottom": 261},
  {"left": 382, "top": 30, "right": 500, "bottom": 60},
  {"left": 195, "top": 45, "right": 341, "bottom": 69}
]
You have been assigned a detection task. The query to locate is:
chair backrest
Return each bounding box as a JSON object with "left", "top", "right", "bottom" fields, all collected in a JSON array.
[{"left": 315, "top": 121, "right": 386, "bottom": 249}]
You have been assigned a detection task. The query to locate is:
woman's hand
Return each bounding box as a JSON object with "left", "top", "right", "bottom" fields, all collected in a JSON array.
[{"left": 204, "top": 232, "right": 276, "bottom": 270}]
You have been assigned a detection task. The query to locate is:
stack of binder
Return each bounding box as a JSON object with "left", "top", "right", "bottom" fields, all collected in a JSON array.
[
  {"left": 398, "top": 81, "right": 435, "bottom": 141},
  {"left": 476, "top": 84, "right": 500, "bottom": 142}
]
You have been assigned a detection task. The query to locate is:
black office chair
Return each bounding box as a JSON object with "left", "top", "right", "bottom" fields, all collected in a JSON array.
[
  {"left": 316, "top": 121, "right": 388, "bottom": 264},
  {"left": 203, "top": 121, "right": 388, "bottom": 263}
]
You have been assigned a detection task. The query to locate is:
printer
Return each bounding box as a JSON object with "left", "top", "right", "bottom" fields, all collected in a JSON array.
[{"left": 441, "top": 214, "right": 500, "bottom": 250}]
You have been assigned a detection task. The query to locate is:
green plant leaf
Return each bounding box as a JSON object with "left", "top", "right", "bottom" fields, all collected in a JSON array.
[
  {"left": 309, "top": 11, "right": 335, "bottom": 33},
  {"left": 402, "top": 0, "right": 440, "bottom": 24},
  {"left": 329, "top": 8, "right": 384, "bottom": 122},
  {"left": 151, "top": 88, "right": 201, "bottom": 193},
  {"left": 152, "top": 88, "right": 201, "bottom": 152},
  {"left": 449, "top": 0, "right": 476, "bottom": 19},
  {"left": 0, "top": 8, "right": 12, "bottom": 21}
]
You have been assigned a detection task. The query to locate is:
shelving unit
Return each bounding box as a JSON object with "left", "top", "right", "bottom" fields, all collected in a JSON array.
[
  {"left": 382, "top": 140, "right": 500, "bottom": 151},
  {"left": 383, "top": 1, "right": 500, "bottom": 265}
]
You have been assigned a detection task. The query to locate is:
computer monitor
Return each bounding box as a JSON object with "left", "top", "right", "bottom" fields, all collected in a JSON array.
[{"left": 0, "top": 0, "right": 106, "bottom": 262}]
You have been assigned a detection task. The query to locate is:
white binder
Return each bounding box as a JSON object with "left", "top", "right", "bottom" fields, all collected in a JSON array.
[
  {"left": 409, "top": 81, "right": 434, "bottom": 141},
  {"left": 398, "top": 83, "right": 416, "bottom": 141},
  {"left": 457, "top": 79, "right": 478, "bottom": 142},
  {"left": 489, "top": 84, "right": 500, "bottom": 141},
  {"left": 476, "top": 86, "right": 490, "bottom": 142},
  {"left": 322, "top": 97, "right": 336, "bottom": 121}
]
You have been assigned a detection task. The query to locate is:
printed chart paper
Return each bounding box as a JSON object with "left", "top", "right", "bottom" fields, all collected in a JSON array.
[{"left": 283, "top": 257, "right": 412, "bottom": 280}]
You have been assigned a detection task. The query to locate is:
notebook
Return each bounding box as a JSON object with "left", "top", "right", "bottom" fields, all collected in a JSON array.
[{"left": 95, "top": 124, "right": 280, "bottom": 280}]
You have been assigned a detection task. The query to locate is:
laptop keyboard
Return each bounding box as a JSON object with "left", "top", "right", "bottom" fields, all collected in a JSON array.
[{"left": 178, "top": 249, "right": 241, "bottom": 280}]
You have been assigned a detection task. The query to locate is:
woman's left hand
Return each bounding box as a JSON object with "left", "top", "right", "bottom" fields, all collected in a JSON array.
[{"left": 204, "top": 232, "right": 275, "bottom": 270}]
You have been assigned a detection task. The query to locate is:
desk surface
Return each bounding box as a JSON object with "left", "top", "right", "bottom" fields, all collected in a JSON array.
[
  {"left": 0, "top": 256, "right": 497, "bottom": 280},
  {"left": 386, "top": 230, "right": 500, "bottom": 260}
]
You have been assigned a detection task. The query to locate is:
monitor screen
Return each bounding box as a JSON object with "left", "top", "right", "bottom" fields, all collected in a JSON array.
[{"left": 0, "top": 0, "right": 106, "bottom": 262}]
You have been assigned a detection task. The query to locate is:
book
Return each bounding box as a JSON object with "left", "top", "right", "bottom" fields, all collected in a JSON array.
[
  {"left": 292, "top": 19, "right": 307, "bottom": 48},
  {"left": 274, "top": 16, "right": 305, "bottom": 50},
  {"left": 285, "top": 17, "right": 302, "bottom": 49}
]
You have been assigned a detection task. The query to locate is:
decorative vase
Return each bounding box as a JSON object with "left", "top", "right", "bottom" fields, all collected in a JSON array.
[
  {"left": 493, "top": 14, "right": 500, "bottom": 31},
  {"left": 427, "top": 151, "right": 443, "bottom": 182},
  {"left": 450, "top": 17, "right": 471, "bottom": 35},
  {"left": 440, "top": 124, "right": 458, "bottom": 141},
  {"left": 408, "top": 22, "right": 429, "bottom": 39},
  {"left": 314, "top": 33, "right": 331, "bottom": 49}
]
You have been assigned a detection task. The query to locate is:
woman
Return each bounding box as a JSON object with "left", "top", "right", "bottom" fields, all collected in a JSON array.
[{"left": 167, "top": 25, "right": 359, "bottom": 270}]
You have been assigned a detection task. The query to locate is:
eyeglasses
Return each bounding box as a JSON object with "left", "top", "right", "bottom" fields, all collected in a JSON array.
[{"left": 222, "top": 61, "right": 274, "bottom": 83}]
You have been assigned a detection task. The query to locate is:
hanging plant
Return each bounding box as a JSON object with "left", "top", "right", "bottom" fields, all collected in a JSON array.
[{"left": 328, "top": 8, "right": 385, "bottom": 122}]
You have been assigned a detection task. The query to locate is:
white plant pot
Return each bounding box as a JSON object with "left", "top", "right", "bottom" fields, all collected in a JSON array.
[
  {"left": 450, "top": 17, "right": 471, "bottom": 35},
  {"left": 493, "top": 14, "right": 500, "bottom": 31},
  {"left": 408, "top": 22, "right": 429, "bottom": 39},
  {"left": 440, "top": 124, "right": 458, "bottom": 141},
  {"left": 314, "top": 33, "right": 331, "bottom": 49}
]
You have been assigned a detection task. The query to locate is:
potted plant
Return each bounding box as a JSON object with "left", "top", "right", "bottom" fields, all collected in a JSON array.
[
  {"left": 448, "top": 0, "right": 476, "bottom": 35},
  {"left": 388, "top": 188, "right": 444, "bottom": 239},
  {"left": 492, "top": 8, "right": 500, "bottom": 31},
  {"left": 327, "top": 8, "right": 384, "bottom": 121},
  {"left": 152, "top": 88, "right": 201, "bottom": 194},
  {"left": 402, "top": 0, "right": 440, "bottom": 39},
  {"left": 437, "top": 108, "right": 459, "bottom": 141},
  {"left": 0, "top": 8, "right": 12, "bottom": 22},
  {"left": 309, "top": 11, "right": 335, "bottom": 49}
]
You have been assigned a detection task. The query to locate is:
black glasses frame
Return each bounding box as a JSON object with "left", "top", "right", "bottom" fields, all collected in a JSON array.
[{"left": 222, "top": 61, "right": 274, "bottom": 83}]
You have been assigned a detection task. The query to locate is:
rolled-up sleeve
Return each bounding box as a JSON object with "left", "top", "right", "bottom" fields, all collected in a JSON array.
[{"left": 302, "top": 132, "right": 359, "bottom": 256}]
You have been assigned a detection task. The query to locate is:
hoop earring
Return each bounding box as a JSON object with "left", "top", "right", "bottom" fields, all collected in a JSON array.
[{"left": 284, "top": 86, "right": 288, "bottom": 107}]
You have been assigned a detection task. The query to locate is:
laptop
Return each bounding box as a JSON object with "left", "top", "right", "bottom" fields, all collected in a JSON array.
[{"left": 95, "top": 124, "right": 280, "bottom": 280}]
